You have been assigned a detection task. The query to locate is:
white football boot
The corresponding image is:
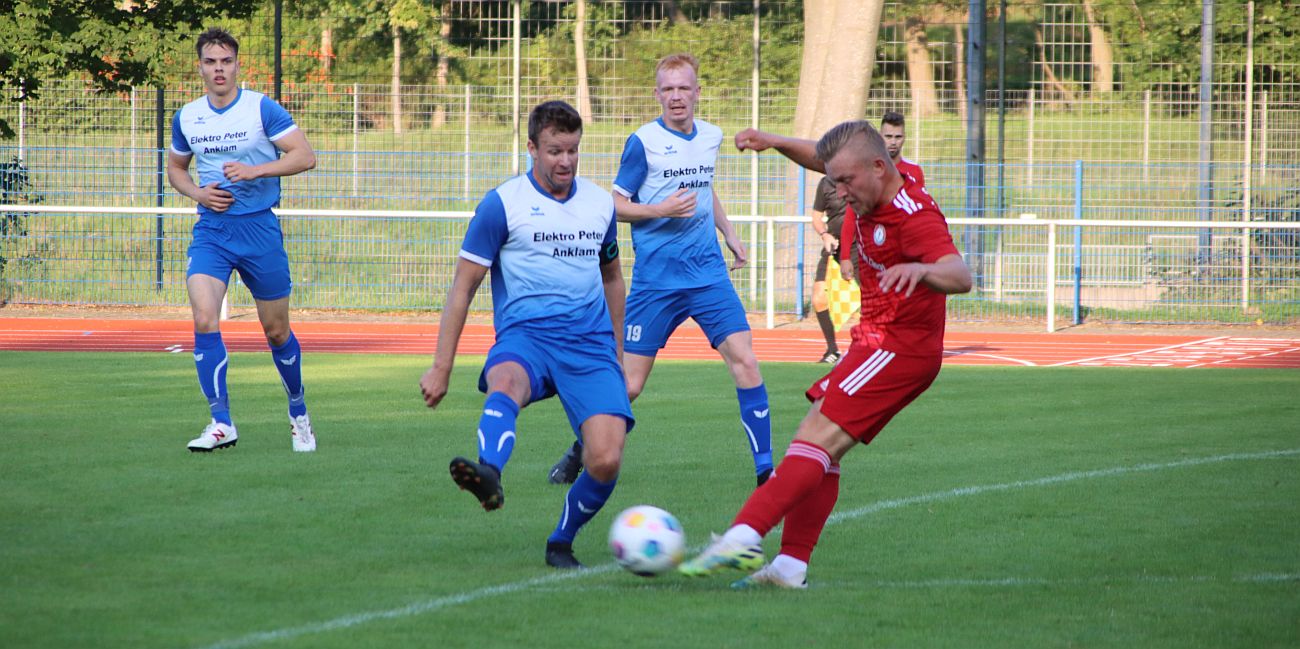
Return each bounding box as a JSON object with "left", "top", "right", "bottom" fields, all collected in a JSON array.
[
  {"left": 290, "top": 414, "right": 316, "bottom": 452},
  {"left": 730, "top": 561, "right": 809, "bottom": 590},
  {"left": 188, "top": 420, "right": 238, "bottom": 452}
]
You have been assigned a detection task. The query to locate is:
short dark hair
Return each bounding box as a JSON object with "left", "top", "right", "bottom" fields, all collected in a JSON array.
[
  {"left": 197, "top": 28, "right": 239, "bottom": 59},
  {"left": 881, "top": 112, "right": 906, "bottom": 129},
  {"left": 528, "top": 100, "right": 583, "bottom": 144}
]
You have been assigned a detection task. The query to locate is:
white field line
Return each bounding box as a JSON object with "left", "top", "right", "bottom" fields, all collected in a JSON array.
[
  {"left": 1047, "top": 336, "right": 1228, "bottom": 367},
  {"left": 1189, "top": 345, "right": 1300, "bottom": 368},
  {"left": 196, "top": 447, "right": 1300, "bottom": 649}
]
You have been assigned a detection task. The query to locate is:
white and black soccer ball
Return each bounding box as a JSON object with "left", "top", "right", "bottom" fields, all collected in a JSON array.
[{"left": 608, "top": 505, "right": 686, "bottom": 577}]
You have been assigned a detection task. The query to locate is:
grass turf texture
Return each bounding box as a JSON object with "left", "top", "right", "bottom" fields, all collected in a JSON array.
[{"left": 1, "top": 351, "right": 1297, "bottom": 649}]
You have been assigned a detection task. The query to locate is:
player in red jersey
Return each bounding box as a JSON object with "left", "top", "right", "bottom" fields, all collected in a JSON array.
[
  {"left": 881, "top": 111, "right": 924, "bottom": 186},
  {"left": 684, "top": 120, "right": 971, "bottom": 589},
  {"left": 837, "top": 112, "right": 924, "bottom": 270}
]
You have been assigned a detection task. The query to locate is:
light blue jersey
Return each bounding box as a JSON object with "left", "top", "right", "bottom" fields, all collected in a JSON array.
[
  {"left": 171, "top": 88, "right": 297, "bottom": 217},
  {"left": 614, "top": 118, "right": 728, "bottom": 291},
  {"left": 461, "top": 173, "right": 619, "bottom": 338}
]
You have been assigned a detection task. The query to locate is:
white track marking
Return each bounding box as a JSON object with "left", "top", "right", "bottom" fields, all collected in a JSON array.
[
  {"left": 943, "top": 352, "right": 1037, "bottom": 366},
  {"left": 195, "top": 447, "right": 1300, "bottom": 649},
  {"left": 870, "top": 573, "right": 1300, "bottom": 589},
  {"left": 1048, "top": 336, "right": 1228, "bottom": 367}
]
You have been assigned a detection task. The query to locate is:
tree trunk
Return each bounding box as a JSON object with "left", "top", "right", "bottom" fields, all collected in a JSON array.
[
  {"left": 955, "top": 22, "right": 967, "bottom": 123},
  {"left": 574, "top": 0, "right": 594, "bottom": 122},
  {"left": 793, "top": 0, "right": 885, "bottom": 141},
  {"left": 904, "top": 16, "right": 939, "bottom": 118},
  {"left": 320, "top": 25, "right": 333, "bottom": 76},
  {"left": 432, "top": 16, "right": 452, "bottom": 128},
  {"left": 1082, "top": 0, "right": 1114, "bottom": 94},
  {"left": 661, "top": 0, "right": 688, "bottom": 24},
  {"left": 1035, "top": 25, "right": 1077, "bottom": 106},
  {"left": 392, "top": 28, "right": 402, "bottom": 135}
]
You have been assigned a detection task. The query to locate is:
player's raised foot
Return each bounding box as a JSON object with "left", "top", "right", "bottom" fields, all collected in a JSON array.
[
  {"left": 818, "top": 350, "right": 842, "bottom": 364},
  {"left": 449, "top": 457, "right": 504, "bottom": 511},
  {"left": 756, "top": 467, "right": 773, "bottom": 487},
  {"left": 678, "top": 533, "right": 765, "bottom": 577},
  {"left": 290, "top": 414, "right": 316, "bottom": 452},
  {"left": 730, "top": 562, "right": 808, "bottom": 590},
  {"left": 544, "top": 542, "right": 584, "bottom": 569},
  {"left": 547, "top": 443, "right": 583, "bottom": 485},
  {"left": 188, "top": 420, "right": 238, "bottom": 452}
]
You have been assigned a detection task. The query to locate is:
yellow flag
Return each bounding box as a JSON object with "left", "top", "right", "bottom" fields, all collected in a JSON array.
[{"left": 824, "top": 259, "right": 860, "bottom": 330}]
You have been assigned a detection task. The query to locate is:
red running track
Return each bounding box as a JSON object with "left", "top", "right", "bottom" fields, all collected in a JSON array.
[{"left": 1, "top": 318, "right": 1298, "bottom": 369}]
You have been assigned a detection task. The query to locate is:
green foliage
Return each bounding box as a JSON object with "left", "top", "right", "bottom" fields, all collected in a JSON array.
[
  {"left": 0, "top": 0, "right": 259, "bottom": 138},
  {"left": 1094, "top": 0, "right": 1300, "bottom": 94}
]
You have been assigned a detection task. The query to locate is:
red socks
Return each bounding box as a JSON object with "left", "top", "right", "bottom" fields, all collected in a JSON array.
[
  {"left": 733, "top": 440, "right": 833, "bottom": 537},
  {"left": 779, "top": 464, "right": 840, "bottom": 562}
]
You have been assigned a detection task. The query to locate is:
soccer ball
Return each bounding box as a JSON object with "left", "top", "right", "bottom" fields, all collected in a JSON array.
[{"left": 608, "top": 505, "right": 686, "bottom": 577}]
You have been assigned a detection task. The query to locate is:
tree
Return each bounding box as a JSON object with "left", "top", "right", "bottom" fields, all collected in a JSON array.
[
  {"left": 792, "top": 0, "right": 887, "bottom": 143},
  {"left": 1081, "top": 0, "right": 1113, "bottom": 95},
  {"left": 0, "top": 0, "right": 258, "bottom": 138},
  {"left": 574, "top": 0, "right": 593, "bottom": 122}
]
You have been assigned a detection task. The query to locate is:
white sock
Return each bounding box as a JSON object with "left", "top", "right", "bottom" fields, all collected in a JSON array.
[
  {"left": 770, "top": 554, "right": 808, "bottom": 582},
  {"left": 723, "top": 524, "right": 762, "bottom": 546}
]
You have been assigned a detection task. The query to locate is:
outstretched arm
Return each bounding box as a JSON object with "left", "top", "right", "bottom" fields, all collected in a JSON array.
[
  {"left": 420, "top": 258, "right": 489, "bottom": 409},
  {"left": 734, "top": 128, "right": 824, "bottom": 173}
]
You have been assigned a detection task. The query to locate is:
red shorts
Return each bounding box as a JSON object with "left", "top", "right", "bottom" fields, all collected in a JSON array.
[{"left": 805, "top": 345, "right": 942, "bottom": 444}]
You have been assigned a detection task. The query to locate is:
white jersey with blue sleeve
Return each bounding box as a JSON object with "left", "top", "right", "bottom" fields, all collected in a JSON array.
[
  {"left": 171, "top": 88, "right": 297, "bottom": 217},
  {"left": 614, "top": 118, "right": 728, "bottom": 291},
  {"left": 460, "top": 173, "right": 619, "bottom": 337}
]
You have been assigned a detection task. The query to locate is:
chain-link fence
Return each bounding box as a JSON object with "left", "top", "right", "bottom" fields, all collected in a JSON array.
[{"left": 1, "top": 1, "right": 1297, "bottom": 324}]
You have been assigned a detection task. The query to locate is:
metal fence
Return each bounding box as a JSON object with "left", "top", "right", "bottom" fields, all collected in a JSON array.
[{"left": 1, "top": 1, "right": 1298, "bottom": 324}]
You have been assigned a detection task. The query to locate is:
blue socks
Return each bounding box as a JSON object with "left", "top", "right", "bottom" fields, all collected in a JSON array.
[
  {"left": 193, "top": 331, "right": 231, "bottom": 425},
  {"left": 737, "top": 384, "right": 774, "bottom": 477},
  {"left": 269, "top": 331, "right": 307, "bottom": 418},
  {"left": 548, "top": 470, "right": 617, "bottom": 544},
  {"left": 477, "top": 392, "right": 520, "bottom": 473}
]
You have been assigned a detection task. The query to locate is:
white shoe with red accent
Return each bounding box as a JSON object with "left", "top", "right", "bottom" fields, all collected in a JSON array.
[
  {"left": 188, "top": 421, "right": 238, "bottom": 452},
  {"left": 290, "top": 414, "right": 316, "bottom": 452}
]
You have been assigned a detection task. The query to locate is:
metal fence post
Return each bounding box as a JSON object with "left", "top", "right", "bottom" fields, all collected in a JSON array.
[
  {"left": 352, "top": 83, "right": 359, "bottom": 198},
  {"left": 1073, "top": 160, "right": 1083, "bottom": 325},
  {"left": 464, "top": 84, "right": 472, "bottom": 201},
  {"left": 155, "top": 86, "right": 165, "bottom": 292},
  {"left": 795, "top": 166, "right": 806, "bottom": 320},
  {"left": 1046, "top": 222, "right": 1057, "bottom": 333}
]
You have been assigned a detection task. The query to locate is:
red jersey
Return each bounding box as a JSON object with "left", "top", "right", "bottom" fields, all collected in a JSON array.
[
  {"left": 837, "top": 177, "right": 959, "bottom": 357},
  {"left": 896, "top": 157, "right": 926, "bottom": 186}
]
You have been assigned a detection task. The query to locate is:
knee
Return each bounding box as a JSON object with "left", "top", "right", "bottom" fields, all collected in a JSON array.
[
  {"left": 583, "top": 447, "right": 622, "bottom": 482},
  {"left": 811, "top": 292, "right": 829, "bottom": 312},
  {"left": 262, "top": 321, "right": 290, "bottom": 347},
  {"left": 625, "top": 380, "right": 644, "bottom": 403},
  {"left": 729, "top": 353, "right": 762, "bottom": 386}
]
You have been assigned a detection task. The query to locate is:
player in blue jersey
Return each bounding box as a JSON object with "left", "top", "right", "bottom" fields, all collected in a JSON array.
[
  {"left": 166, "top": 28, "right": 318, "bottom": 453},
  {"left": 546, "top": 53, "right": 773, "bottom": 488},
  {"left": 420, "top": 100, "right": 632, "bottom": 569}
]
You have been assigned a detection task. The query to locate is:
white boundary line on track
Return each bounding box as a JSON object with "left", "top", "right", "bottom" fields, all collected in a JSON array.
[
  {"left": 195, "top": 447, "right": 1300, "bottom": 649},
  {"left": 1047, "top": 336, "right": 1228, "bottom": 367}
]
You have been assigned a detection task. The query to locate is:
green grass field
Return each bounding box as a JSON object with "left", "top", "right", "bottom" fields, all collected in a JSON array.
[{"left": 2, "top": 352, "right": 1297, "bottom": 649}]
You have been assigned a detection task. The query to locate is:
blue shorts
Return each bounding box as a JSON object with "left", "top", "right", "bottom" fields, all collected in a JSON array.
[
  {"left": 623, "top": 280, "right": 751, "bottom": 356},
  {"left": 479, "top": 328, "right": 635, "bottom": 437},
  {"left": 186, "top": 210, "right": 292, "bottom": 301}
]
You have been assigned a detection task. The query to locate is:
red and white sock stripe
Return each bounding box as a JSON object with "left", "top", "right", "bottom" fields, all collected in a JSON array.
[{"left": 785, "top": 440, "right": 832, "bottom": 473}]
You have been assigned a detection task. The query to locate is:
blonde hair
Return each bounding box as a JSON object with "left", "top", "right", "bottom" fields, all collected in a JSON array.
[
  {"left": 816, "top": 120, "right": 888, "bottom": 164},
  {"left": 655, "top": 53, "right": 699, "bottom": 77}
]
